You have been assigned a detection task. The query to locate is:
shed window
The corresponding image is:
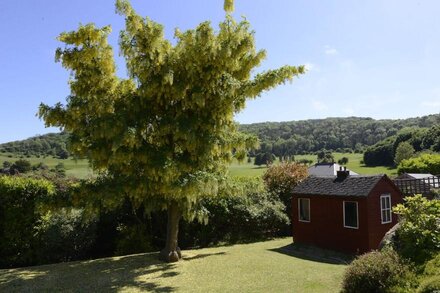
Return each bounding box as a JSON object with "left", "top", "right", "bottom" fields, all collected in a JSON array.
[
  {"left": 343, "top": 201, "right": 358, "bottom": 229},
  {"left": 298, "top": 198, "right": 310, "bottom": 222},
  {"left": 380, "top": 194, "right": 392, "bottom": 224}
]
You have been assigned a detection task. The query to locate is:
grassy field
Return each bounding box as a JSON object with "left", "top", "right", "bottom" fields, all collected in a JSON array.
[
  {"left": 0, "top": 153, "right": 92, "bottom": 179},
  {"left": 0, "top": 238, "right": 349, "bottom": 292},
  {"left": 229, "top": 153, "right": 397, "bottom": 178},
  {"left": 1, "top": 152, "right": 397, "bottom": 179}
]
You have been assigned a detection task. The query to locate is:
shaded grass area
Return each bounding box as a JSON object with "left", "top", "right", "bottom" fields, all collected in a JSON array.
[{"left": 0, "top": 238, "right": 347, "bottom": 292}]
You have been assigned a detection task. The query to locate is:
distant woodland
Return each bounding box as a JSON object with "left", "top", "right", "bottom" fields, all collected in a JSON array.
[
  {"left": 0, "top": 132, "right": 69, "bottom": 159},
  {"left": 240, "top": 114, "right": 440, "bottom": 157}
]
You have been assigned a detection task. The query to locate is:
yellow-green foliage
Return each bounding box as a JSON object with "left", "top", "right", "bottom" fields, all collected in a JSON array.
[
  {"left": 393, "top": 195, "right": 440, "bottom": 264},
  {"left": 398, "top": 153, "right": 440, "bottom": 175},
  {"left": 38, "top": 0, "right": 304, "bottom": 215},
  {"left": 0, "top": 176, "right": 55, "bottom": 267},
  {"left": 418, "top": 254, "right": 440, "bottom": 292}
]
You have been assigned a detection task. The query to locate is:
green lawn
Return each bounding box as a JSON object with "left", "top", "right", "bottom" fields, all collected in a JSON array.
[
  {"left": 229, "top": 153, "right": 397, "bottom": 178},
  {"left": 0, "top": 153, "right": 92, "bottom": 179},
  {"left": 0, "top": 238, "right": 349, "bottom": 292},
  {"left": 1, "top": 152, "right": 397, "bottom": 180}
]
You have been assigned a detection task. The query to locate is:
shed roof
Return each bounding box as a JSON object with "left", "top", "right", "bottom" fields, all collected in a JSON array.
[
  {"left": 292, "top": 174, "right": 385, "bottom": 197},
  {"left": 402, "top": 173, "right": 434, "bottom": 179},
  {"left": 308, "top": 163, "right": 359, "bottom": 176}
]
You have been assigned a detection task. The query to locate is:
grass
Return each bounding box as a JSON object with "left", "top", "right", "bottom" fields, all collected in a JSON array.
[
  {"left": 1, "top": 152, "right": 397, "bottom": 180},
  {"left": 0, "top": 238, "right": 349, "bottom": 292},
  {"left": 229, "top": 153, "right": 397, "bottom": 178},
  {"left": 0, "top": 153, "right": 92, "bottom": 179}
]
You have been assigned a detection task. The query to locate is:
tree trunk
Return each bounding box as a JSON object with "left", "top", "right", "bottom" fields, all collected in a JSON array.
[{"left": 159, "top": 201, "right": 182, "bottom": 262}]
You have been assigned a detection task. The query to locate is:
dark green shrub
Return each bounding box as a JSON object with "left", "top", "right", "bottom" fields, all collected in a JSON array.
[
  {"left": 115, "top": 223, "right": 155, "bottom": 256},
  {"left": 34, "top": 208, "right": 97, "bottom": 264},
  {"left": 341, "top": 250, "right": 415, "bottom": 293},
  {"left": 181, "top": 178, "right": 289, "bottom": 247},
  {"left": 363, "top": 136, "right": 395, "bottom": 166},
  {"left": 10, "top": 159, "right": 32, "bottom": 173}
]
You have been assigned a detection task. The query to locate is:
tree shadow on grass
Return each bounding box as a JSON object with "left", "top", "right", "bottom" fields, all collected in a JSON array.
[
  {"left": 0, "top": 252, "right": 177, "bottom": 292},
  {"left": 269, "top": 243, "right": 354, "bottom": 265},
  {"left": 183, "top": 252, "right": 226, "bottom": 261}
]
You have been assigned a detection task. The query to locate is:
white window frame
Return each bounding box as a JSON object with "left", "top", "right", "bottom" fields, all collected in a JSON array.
[
  {"left": 343, "top": 201, "right": 359, "bottom": 229},
  {"left": 380, "top": 194, "right": 392, "bottom": 224},
  {"left": 298, "top": 198, "right": 311, "bottom": 223}
]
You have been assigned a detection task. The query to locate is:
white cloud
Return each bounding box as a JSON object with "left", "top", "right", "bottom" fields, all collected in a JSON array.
[
  {"left": 304, "top": 62, "right": 320, "bottom": 72},
  {"left": 312, "top": 100, "right": 328, "bottom": 111},
  {"left": 324, "top": 45, "right": 338, "bottom": 55}
]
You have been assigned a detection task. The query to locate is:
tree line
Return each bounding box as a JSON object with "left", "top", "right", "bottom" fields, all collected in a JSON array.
[
  {"left": 363, "top": 125, "right": 440, "bottom": 167},
  {"left": 0, "top": 132, "right": 70, "bottom": 159},
  {"left": 240, "top": 114, "right": 440, "bottom": 157}
]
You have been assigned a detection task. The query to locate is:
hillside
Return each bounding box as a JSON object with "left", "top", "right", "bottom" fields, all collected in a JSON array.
[
  {"left": 1, "top": 114, "right": 439, "bottom": 159},
  {"left": 239, "top": 114, "right": 440, "bottom": 157},
  {"left": 0, "top": 132, "right": 69, "bottom": 159}
]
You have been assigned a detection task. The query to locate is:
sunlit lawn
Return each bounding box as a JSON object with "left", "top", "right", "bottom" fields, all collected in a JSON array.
[
  {"left": 0, "top": 238, "right": 349, "bottom": 292},
  {"left": 1, "top": 152, "right": 397, "bottom": 180},
  {"left": 229, "top": 153, "right": 397, "bottom": 178},
  {"left": 0, "top": 153, "right": 92, "bottom": 179}
]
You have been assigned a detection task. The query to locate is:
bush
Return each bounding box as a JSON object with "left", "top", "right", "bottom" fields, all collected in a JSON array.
[
  {"left": 34, "top": 209, "right": 97, "bottom": 264},
  {"left": 10, "top": 159, "right": 32, "bottom": 173},
  {"left": 181, "top": 178, "right": 289, "bottom": 247},
  {"left": 0, "top": 176, "right": 55, "bottom": 268},
  {"left": 394, "top": 142, "right": 415, "bottom": 166},
  {"left": 363, "top": 137, "right": 395, "bottom": 166},
  {"left": 393, "top": 195, "right": 440, "bottom": 264},
  {"left": 263, "top": 162, "right": 308, "bottom": 233},
  {"left": 115, "top": 223, "right": 155, "bottom": 256},
  {"left": 423, "top": 253, "right": 440, "bottom": 276},
  {"left": 341, "top": 250, "right": 415, "bottom": 293},
  {"left": 397, "top": 153, "right": 440, "bottom": 175},
  {"left": 417, "top": 276, "right": 440, "bottom": 293},
  {"left": 338, "top": 157, "right": 349, "bottom": 165}
]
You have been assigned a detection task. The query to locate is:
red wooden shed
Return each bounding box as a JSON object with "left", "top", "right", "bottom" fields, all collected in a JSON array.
[{"left": 291, "top": 171, "right": 403, "bottom": 254}]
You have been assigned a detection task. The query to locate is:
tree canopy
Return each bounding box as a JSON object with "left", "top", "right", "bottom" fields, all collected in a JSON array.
[{"left": 39, "top": 0, "right": 304, "bottom": 262}]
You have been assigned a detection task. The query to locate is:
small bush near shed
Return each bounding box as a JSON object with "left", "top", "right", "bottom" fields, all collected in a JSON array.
[
  {"left": 393, "top": 195, "right": 440, "bottom": 264},
  {"left": 341, "top": 250, "right": 415, "bottom": 293},
  {"left": 416, "top": 254, "right": 440, "bottom": 293},
  {"left": 417, "top": 276, "right": 440, "bottom": 293}
]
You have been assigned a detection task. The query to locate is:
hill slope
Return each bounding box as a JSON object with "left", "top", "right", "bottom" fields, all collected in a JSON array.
[
  {"left": 0, "top": 132, "right": 69, "bottom": 159},
  {"left": 239, "top": 114, "right": 440, "bottom": 156}
]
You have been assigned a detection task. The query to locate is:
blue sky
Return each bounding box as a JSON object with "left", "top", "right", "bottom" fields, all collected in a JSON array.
[{"left": 1, "top": 0, "right": 439, "bottom": 143}]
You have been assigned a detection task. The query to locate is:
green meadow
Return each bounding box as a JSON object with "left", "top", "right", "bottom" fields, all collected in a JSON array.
[
  {"left": 1, "top": 152, "right": 397, "bottom": 179},
  {"left": 229, "top": 153, "right": 397, "bottom": 178}
]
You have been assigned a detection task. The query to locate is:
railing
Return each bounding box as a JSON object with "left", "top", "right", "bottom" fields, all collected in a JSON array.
[{"left": 393, "top": 175, "right": 440, "bottom": 197}]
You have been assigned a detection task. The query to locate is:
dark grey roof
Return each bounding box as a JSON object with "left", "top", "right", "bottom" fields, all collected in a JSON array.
[{"left": 292, "top": 175, "right": 385, "bottom": 197}]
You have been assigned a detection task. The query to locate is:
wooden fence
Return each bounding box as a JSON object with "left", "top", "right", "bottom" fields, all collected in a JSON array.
[{"left": 393, "top": 175, "right": 440, "bottom": 197}]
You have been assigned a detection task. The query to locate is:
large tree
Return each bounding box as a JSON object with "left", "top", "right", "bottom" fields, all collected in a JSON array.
[{"left": 39, "top": 0, "right": 305, "bottom": 262}]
